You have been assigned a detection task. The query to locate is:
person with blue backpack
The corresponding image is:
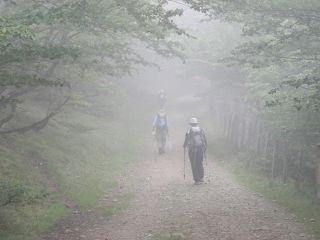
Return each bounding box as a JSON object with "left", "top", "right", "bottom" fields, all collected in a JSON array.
[
  {"left": 183, "top": 117, "right": 207, "bottom": 185},
  {"left": 152, "top": 109, "right": 169, "bottom": 155}
]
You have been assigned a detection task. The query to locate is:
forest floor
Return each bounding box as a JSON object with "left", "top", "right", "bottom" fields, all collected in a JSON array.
[{"left": 43, "top": 107, "right": 316, "bottom": 240}]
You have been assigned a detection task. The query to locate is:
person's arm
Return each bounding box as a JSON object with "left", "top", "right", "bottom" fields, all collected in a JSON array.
[
  {"left": 165, "top": 117, "right": 169, "bottom": 135},
  {"left": 152, "top": 116, "right": 158, "bottom": 132}
]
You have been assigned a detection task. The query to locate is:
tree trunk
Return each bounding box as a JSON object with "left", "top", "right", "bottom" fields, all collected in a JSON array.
[
  {"left": 250, "top": 115, "right": 258, "bottom": 150},
  {"left": 240, "top": 118, "right": 246, "bottom": 148},
  {"left": 271, "top": 140, "right": 278, "bottom": 179},
  {"left": 316, "top": 144, "right": 320, "bottom": 199},
  {"left": 227, "top": 113, "right": 234, "bottom": 142},
  {"left": 223, "top": 113, "right": 227, "bottom": 137},
  {"left": 264, "top": 131, "right": 270, "bottom": 158},
  {"left": 282, "top": 142, "right": 288, "bottom": 184},
  {"left": 231, "top": 114, "right": 239, "bottom": 147},
  {"left": 246, "top": 120, "right": 253, "bottom": 146},
  {"left": 294, "top": 146, "right": 304, "bottom": 192},
  {"left": 256, "top": 121, "right": 261, "bottom": 154}
]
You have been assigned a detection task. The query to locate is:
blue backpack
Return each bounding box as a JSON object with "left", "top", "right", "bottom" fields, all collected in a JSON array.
[{"left": 156, "top": 115, "right": 167, "bottom": 129}]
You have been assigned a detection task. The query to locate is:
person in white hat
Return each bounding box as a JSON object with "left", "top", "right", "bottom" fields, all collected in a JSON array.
[{"left": 183, "top": 117, "right": 207, "bottom": 185}]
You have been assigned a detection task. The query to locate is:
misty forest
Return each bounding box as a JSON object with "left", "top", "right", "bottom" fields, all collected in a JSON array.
[{"left": 1, "top": 0, "right": 320, "bottom": 239}]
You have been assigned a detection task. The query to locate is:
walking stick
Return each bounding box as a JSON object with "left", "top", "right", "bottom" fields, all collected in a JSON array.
[
  {"left": 152, "top": 131, "right": 158, "bottom": 160},
  {"left": 204, "top": 147, "right": 208, "bottom": 166},
  {"left": 183, "top": 147, "right": 186, "bottom": 180}
]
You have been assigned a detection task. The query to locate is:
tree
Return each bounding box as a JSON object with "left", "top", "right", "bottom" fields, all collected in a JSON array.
[
  {"left": 182, "top": 0, "right": 320, "bottom": 197},
  {"left": 0, "top": 0, "right": 186, "bottom": 134}
]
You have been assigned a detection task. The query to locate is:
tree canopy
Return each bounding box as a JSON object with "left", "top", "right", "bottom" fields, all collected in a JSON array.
[
  {"left": 179, "top": 0, "right": 320, "bottom": 198},
  {"left": 0, "top": 0, "right": 186, "bottom": 134}
]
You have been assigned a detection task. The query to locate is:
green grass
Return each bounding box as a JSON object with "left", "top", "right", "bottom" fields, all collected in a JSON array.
[
  {"left": 0, "top": 145, "right": 66, "bottom": 240},
  {"left": 27, "top": 104, "right": 145, "bottom": 211},
  {"left": 208, "top": 132, "right": 320, "bottom": 239},
  {"left": 0, "top": 202, "right": 69, "bottom": 240},
  {"left": 228, "top": 161, "right": 320, "bottom": 239},
  {"left": 0, "top": 101, "right": 149, "bottom": 240},
  {"left": 100, "top": 193, "right": 132, "bottom": 218},
  {"left": 152, "top": 232, "right": 186, "bottom": 240}
]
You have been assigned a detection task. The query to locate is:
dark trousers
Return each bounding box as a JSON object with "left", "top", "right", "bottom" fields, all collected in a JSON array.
[
  {"left": 188, "top": 147, "right": 204, "bottom": 182},
  {"left": 156, "top": 129, "right": 167, "bottom": 153}
]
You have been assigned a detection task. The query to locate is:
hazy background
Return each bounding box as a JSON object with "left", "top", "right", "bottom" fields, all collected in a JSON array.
[{"left": 1, "top": 0, "right": 320, "bottom": 239}]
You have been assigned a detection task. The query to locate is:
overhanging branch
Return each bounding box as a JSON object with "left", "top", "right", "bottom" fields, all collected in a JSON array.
[{"left": 0, "top": 81, "right": 71, "bottom": 135}]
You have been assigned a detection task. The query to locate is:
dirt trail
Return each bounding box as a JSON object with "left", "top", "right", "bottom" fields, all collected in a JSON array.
[{"left": 44, "top": 107, "right": 315, "bottom": 240}]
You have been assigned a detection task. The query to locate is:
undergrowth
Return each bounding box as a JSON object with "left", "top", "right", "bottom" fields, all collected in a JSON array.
[
  {"left": 100, "top": 193, "right": 133, "bottom": 218},
  {"left": 152, "top": 232, "right": 186, "bottom": 240},
  {"left": 208, "top": 134, "right": 320, "bottom": 239},
  {"left": 0, "top": 100, "right": 150, "bottom": 240},
  {"left": 230, "top": 161, "right": 320, "bottom": 239}
]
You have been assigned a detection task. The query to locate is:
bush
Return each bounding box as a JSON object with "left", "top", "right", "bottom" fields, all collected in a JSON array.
[{"left": 0, "top": 181, "right": 26, "bottom": 207}]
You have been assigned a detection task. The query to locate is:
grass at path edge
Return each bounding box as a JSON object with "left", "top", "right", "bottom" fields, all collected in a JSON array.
[
  {"left": 227, "top": 160, "right": 320, "bottom": 238},
  {"left": 0, "top": 101, "right": 150, "bottom": 240},
  {"left": 207, "top": 135, "right": 320, "bottom": 239}
]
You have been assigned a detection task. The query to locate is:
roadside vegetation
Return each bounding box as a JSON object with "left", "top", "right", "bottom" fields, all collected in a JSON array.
[
  {"left": 1, "top": 0, "right": 320, "bottom": 239},
  {"left": 0, "top": 97, "right": 150, "bottom": 240},
  {"left": 0, "top": 1, "right": 182, "bottom": 239},
  {"left": 181, "top": 0, "right": 320, "bottom": 233},
  {"left": 208, "top": 134, "right": 320, "bottom": 239}
]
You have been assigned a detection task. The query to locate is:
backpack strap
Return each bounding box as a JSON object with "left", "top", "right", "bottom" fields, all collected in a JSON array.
[{"left": 189, "top": 127, "right": 206, "bottom": 148}]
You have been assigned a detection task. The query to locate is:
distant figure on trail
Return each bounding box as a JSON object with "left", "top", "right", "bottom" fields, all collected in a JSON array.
[
  {"left": 158, "top": 89, "right": 166, "bottom": 108},
  {"left": 152, "top": 109, "right": 169, "bottom": 155},
  {"left": 183, "top": 117, "right": 207, "bottom": 185}
]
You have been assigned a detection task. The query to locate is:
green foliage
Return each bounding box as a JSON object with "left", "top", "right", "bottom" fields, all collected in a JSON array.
[
  {"left": 184, "top": 1, "right": 320, "bottom": 200},
  {"left": 0, "top": 72, "right": 64, "bottom": 87},
  {"left": 152, "top": 232, "right": 186, "bottom": 240},
  {"left": 184, "top": 0, "right": 320, "bottom": 110},
  {"left": 0, "top": 96, "right": 149, "bottom": 239},
  {"left": 0, "top": 0, "right": 188, "bottom": 134},
  {"left": 0, "top": 181, "right": 25, "bottom": 207},
  {"left": 0, "top": 145, "right": 67, "bottom": 240},
  {"left": 208, "top": 126, "right": 320, "bottom": 238},
  {"left": 0, "top": 202, "right": 69, "bottom": 240},
  {"left": 100, "top": 194, "right": 132, "bottom": 218},
  {"left": 228, "top": 160, "right": 320, "bottom": 239},
  {"left": 1, "top": 0, "right": 187, "bottom": 85},
  {"left": 205, "top": 0, "right": 320, "bottom": 110}
]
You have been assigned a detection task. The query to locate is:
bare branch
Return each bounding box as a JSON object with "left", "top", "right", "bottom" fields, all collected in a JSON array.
[
  {"left": 168, "top": 0, "right": 189, "bottom": 7},
  {"left": 0, "top": 102, "right": 16, "bottom": 128},
  {"left": 0, "top": 86, "right": 36, "bottom": 109},
  {"left": 0, "top": 92, "right": 70, "bottom": 135},
  {"left": 0, "top": 80, "right": 70, "bottom": 135}
]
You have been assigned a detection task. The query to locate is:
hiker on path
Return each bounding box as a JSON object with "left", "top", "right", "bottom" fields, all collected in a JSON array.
[
  {"left": 152, "top": 109, "right": 169, "bottom": 155},
  {"left": 183, "top": 117, "right": 207, "bottom": 185},
  {"left": 158, "top": 89, "right": 166, "bottom": 108}
]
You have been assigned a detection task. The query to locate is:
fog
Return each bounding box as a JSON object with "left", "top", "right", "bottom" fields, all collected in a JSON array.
[{"left": 1, "top": 1, "right": 320, "bottom": 240}]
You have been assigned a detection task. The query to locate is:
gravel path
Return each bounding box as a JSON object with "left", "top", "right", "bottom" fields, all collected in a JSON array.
[{"left": 44, "top": 109, "right": 315, "bottom": 240}]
